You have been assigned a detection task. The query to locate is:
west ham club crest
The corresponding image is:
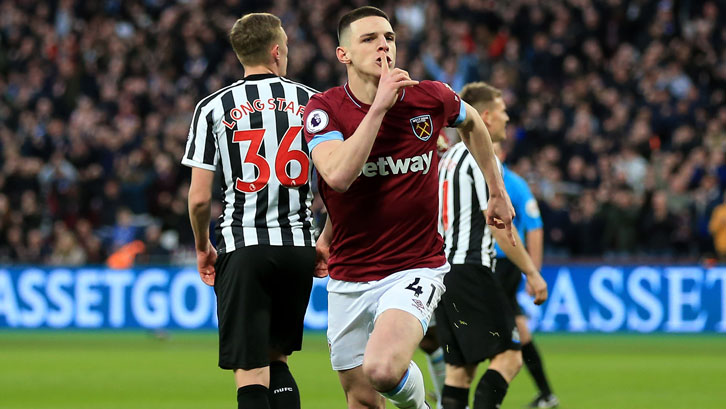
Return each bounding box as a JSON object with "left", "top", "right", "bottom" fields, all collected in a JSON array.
[{"left": 410, "top": 115, "right": 433, "bottom": 141}]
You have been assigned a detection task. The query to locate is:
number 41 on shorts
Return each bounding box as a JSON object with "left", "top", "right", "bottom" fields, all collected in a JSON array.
[{"left": 405, "top": 277, "right": 436, "bottom": 306}]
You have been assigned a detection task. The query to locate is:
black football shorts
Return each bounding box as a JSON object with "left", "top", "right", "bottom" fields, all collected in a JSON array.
[
  {"left": 214, "top": 245, "right": 314, "bottom": 370},
  {"left": 493, "top": 257, "right": 524, "bottom": 316},
  {"left": 435, "top": 263, "right": 520, "bottom": 366}
]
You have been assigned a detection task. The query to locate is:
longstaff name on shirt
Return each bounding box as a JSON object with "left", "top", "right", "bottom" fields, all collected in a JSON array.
[
  {"left": 222, "top": 98, "right": 306, "bottom": 129},
  {"left": 360, "top": 150, "right": 433, "bottom": 177}
]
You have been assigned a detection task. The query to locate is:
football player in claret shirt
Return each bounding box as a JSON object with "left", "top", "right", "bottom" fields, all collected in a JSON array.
[{"left": 302, "top": 6, "right": 515, "bottom": 409}]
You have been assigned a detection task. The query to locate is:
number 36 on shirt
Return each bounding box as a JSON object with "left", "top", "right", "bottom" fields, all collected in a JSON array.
[{"left": 232, "top": 125, "right": 309, "bottom": 193}]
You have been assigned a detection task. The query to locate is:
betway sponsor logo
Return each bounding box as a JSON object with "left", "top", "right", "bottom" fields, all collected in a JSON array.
[{"left": 361, "top": 150, "right": 433, "bottom": 177}]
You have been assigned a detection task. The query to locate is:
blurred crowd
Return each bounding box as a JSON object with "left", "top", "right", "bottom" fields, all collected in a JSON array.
[{"left": 0, "top": 0, "right": 725, "bottom": 265}]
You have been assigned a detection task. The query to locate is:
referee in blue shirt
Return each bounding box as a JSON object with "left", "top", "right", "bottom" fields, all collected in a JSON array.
[{"left": 493, "top": 147, "right": 559, "bottom": 409}]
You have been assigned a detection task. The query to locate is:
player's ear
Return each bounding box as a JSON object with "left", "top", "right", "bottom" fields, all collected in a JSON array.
[
  {"left": 336, "top": 46, "right": 350, "bottom": 64},
  {"left": 479, "top": 110, "right": 490, "bottom": 127}
]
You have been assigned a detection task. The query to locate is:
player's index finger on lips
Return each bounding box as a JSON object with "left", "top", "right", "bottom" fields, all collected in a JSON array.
[{"left": 379, "top": 50, "right": 388, "bottom": 73}]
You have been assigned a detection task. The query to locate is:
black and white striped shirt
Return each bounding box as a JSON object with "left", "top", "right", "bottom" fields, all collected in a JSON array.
[
  {"left": 182, "top": 74, "right": 318, "bottom": 253},
  {"left": 438, "top": 142, "right": 502, "bottom": 268}
]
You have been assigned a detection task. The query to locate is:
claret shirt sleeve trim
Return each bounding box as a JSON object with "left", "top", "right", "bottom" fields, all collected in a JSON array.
[{"left": 307, "top": 130, "right": 344, "bottom": 152}]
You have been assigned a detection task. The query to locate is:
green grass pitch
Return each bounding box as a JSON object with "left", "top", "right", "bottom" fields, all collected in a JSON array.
[{"left": 0, "top": 331, "right": 724, "bottom": 409}]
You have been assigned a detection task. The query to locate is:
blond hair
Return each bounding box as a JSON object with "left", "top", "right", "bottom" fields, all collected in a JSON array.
[
  {"left": 229, "top": 13, "right": 283, "bottom": 66},
  {"left": 460, "top": 82, "right": 503, "bottom": 112}
]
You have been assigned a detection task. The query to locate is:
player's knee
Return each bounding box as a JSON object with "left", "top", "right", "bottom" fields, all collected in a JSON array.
[
  {"left": 362, "top": 359, "right": 401, "bottom": 391},
  {"left": 418, "top": 334, "right": 439, "bottom": 354},
  {"left": 346, "top": 392, "right": 385, "bottom": 409},
  {"left": 515, "top": 317, "right": 532, "bottom": 344},
  {"left": 490, "top": 349, "right": 522, "bottom": 381},
  {"left": 511, "top": 350, "right": 523, "bottom": 372},
  {"left": 519, "top": 331, "right": 532, "bottom": 345},
  {"left": 445, "top": 365, "right": 474, "bottom": 388},
  {"left": 504, "top": 350, "right": 523, "bottom": 378}
]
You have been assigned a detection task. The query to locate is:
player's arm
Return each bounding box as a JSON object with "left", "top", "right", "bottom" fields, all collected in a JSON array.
[
  {"left": 314, "top": 213, "right": 332, "bottom": 278},
  {"left": 311, "top": 111, "right": 386, "bottom": 192},
  {"left": 490, "top": 225, "right": 547, "bottom": 304},
  {"left": 188, "top": 167, "right": 217, "bottom": 286},
  {"left": 456, "top": 101, "right": 516, "bottom": 244},
  {"left": 318, "top": 213, "right": 333, "bottom": 246},
  {"left": 311, "top": 51, "right": 418, "bottom": 192},
  {"left": 526, "top": 228, "right": 544, "bottom": 271}
]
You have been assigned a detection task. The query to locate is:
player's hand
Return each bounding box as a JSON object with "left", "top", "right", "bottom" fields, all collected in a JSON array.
[
  {"left": 436, "top": 134, "right": 449, "bottom": 153},
  {"left": 525, "top": 272, "right": 548, "bottom": 305},
  {"left": 314, "top": 242, "right": 329, "bottom": 278},
  {"left": 485, "top": 193, "right": 517, "bottom": 246},
  {"left": 371, "top": 51, "right": 419, "bottom": 112},
  {"left": 196, "top": 239, "right": 217, "bottom": 286}
]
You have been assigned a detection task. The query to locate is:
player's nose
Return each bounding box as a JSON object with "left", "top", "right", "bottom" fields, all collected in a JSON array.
[{"left": 377, "top": 36, "right": 389, "bottom": 51}]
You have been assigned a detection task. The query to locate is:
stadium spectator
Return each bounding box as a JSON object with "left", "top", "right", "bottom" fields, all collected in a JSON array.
[
  {"left": 709, "top": 192, "right": 726, "bottom": 260},
  {"left": 110, "top": 207, "right": 139, "bottom": 251},
  {"left": 568, "top": 190, "right": 605, "bottom": 256},
  {"left": 640, "top": 190, "right": 677, "bottom": 256},
  {"left": 25, "top": 228, "right": 51, "bottom": 264},
  {"left": 134, "top": 223, "right": 171, "bottom": 265},
  {"left": 75, "top": 218, "right": 107, "bottom": 264},
  {"left": 48, "top": 225, "right": 87, "bottom": 266},
  {"left": 600, "top": 186, "right": 640, "bottom": 256}
]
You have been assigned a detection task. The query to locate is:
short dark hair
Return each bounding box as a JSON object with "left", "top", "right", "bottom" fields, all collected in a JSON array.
[
  {"left": 460, "top": 82, "right": 503, "bottom": 112},
  {"left": 229, "top": 13, "right": 282, "bottom": 66},
  {"left": 337, "top": 6, "right": 390, "bottom": 45}
]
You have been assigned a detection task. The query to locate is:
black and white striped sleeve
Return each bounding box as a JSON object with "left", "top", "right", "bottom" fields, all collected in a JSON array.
[
  {"left": 470, "top": 157, "right": 489, "bottom": 211},
  {"left": 470, "top": 157, "right": 503, "bottom": 211},
  {"left": 181, "top": 101, "right": 219, "bottom": 171}
]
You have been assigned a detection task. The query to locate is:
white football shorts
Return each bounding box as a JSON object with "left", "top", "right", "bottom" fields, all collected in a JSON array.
[{"left": 326, "top": 263, "right": 449, "bottom": 370}]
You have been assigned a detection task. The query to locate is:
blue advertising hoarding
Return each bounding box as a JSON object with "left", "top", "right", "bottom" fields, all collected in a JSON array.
[
  {"left": 0, "top": 265, "right": 724, "bottom": 332},
  {"left": 519, "top": 265, "right": 726, "bottom": 333}
]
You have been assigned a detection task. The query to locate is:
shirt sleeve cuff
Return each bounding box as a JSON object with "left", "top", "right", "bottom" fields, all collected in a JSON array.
[
  {"left": 307, "top": 131, "right": 344, "bottom": 152},
  {"left": 452, "top": 100, "right": 467, "bottom": 127},
  {"left": 181, "top": 158, "right": 216, "bottom": 171}
]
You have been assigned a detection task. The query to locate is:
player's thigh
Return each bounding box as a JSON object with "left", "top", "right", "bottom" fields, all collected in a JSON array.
[
  {"left": 365, "top": 265, "right": 448, "bottom": 372},
  {"left": 327, "top": 284, "right": 377, "bottom": 371},
  {"left": 438, "top": 264, "right": 520, "bottom": 365},
  {"left": 338, "top": 366, "right": 386, "bottom": 409},
  {"left": 364, "top": 308, "right": 422, "bottom": 379},
  {"left": 214, "top": 247, "right": 272, "bottom": 370},
  {"left": 268, "top": 245, "right": 315, "bottom": 355}
]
